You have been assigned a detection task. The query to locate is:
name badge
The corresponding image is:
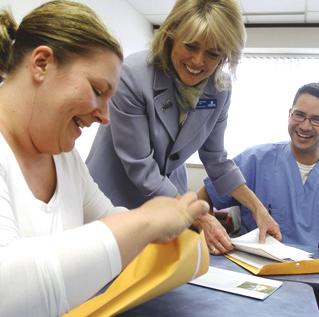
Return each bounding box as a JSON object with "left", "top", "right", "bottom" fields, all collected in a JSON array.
[{"left": 195, "top": 99, "right": 217, "bottom": 110}]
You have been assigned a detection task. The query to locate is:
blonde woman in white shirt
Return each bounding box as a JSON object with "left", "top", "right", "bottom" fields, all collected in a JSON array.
[{"left": 0, "top": 1, "right": 209, "bottom": 316}]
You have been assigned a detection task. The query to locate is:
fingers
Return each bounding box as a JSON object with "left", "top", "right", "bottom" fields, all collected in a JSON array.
[
  {"left": 201, "top": 214, "right": 233, "bottom": 254},
  {"left": 179, "top": 191, "right": 198, "bottom": 205},
  {"left": 257, "top": 215, "right": 282, "bottom": 243},
  {"left": 208, "top": 234, "right": 233, "bottom": 254},
  {"left": 274, "top": 230, "right": 282, "bottom": 241},
  {"left": 269, "top": 225, "right": 282, "bottom": 241},
  {"left": 258, "top": 228, "right": 267, "bottom": 243},
  {"left": 180, "top": 192, "right": 209, "bottom": 224},
  {"left": 271, "top": 221, "right": 282, "bottom": 240},
  {"left": 209, "top": 246, "right": 221, "bottom": 255},
  {"left": 186, "top": 200, "right": 210, "bottom": 223}
]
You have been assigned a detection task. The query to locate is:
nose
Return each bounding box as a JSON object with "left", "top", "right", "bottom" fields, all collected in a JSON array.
[
  {"left": 191, "top": 51, "right": 205, "bottom": 66},
  {"left": 298, "top": 117, "right": 312, "bottom": 130},
  {"left": 93, "top": 100, "right": 109, "bottom": 125}
]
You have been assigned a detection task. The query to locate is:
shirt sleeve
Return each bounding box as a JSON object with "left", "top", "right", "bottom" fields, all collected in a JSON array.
[
  {"left": 204, "top": 177, "right": 238, "bottom": 210},
  {"left": 0, "top": 221, "right": 122, "bottom": 317},
  {"left": 0, "top": 154, "right": 123, "bottom": 317},
  {"left": 203, "top": 149, "right": 252, "bottom": 209}
]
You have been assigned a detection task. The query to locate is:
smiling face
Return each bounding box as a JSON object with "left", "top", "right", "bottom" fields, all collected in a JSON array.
[
  {"left": 288, "top": 93, "right": 319, "bottom": 163},
  {"left": 171, "top": 38, "right": 223, "bottom": 86},
  {"left": 29, "top": 49, "right": 122, "bottom": 154}
]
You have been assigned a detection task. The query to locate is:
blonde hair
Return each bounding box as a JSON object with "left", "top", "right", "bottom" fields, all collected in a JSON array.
[
  {"left": 0, "top": 0, "right": 123, "bottom": 77},
  {"left": 150, "top": 0, "right": 246, "bottom": 89}
]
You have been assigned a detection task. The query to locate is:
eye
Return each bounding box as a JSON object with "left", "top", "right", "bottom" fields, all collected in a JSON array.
[
  {"left": 311, "top": 116, "right": 319, "bottom": 125},
  {"left": 92, "top": 85, "right": 102, "bottom": 97},
  {"left": 293, "top": 111, "right": 306, "bottom": 119},
  {"left": 184, "top": 43, "right": 198, "bottom": 51},
  {"left": 206, "top": 51, "right": 222, "bottom": 59}
]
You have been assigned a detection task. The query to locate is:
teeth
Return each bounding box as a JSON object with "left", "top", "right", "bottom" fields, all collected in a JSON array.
[
  {"left": 74, "top": 117, "right": 84, "bottom": 128},
  {"left": 296, "top": 131, "right": 312, "bottom": 138},
  {"left": 185, "top": 65, "right": 201, "bottom": 74}
]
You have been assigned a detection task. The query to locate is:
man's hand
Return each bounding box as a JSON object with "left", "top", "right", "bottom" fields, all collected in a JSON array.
[{"left": 254, "top": 205, "right": 282, "bottom": 243}]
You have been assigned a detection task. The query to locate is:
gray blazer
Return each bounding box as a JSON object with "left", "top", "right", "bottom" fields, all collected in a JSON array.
[{"left": 86, "top": 51, "right": 245, "bottom": 209}]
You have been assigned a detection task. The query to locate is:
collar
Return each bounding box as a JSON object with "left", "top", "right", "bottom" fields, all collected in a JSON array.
[{"left": 153, "top": 65, "right": 218, "bottom": 96}]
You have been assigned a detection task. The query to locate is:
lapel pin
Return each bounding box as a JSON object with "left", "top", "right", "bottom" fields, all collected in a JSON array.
[{"left": 161, "top": 99, "right": 173, "bottom": 111}]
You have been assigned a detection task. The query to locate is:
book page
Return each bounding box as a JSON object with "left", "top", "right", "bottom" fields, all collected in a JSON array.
[
  {"left": 230, "top": 229, "right": 313, "bottom": 261},
  {"left": 189, "top": 266, "right": 282, "bottom": 300}
]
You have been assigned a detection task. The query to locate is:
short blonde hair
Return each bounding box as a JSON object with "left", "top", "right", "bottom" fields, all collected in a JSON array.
[
  {"left": 150, "top": 0, "right": 246, "bottom": 88},
  {"left": 0, "top": 0, "right": 123, "bottom": 77}
]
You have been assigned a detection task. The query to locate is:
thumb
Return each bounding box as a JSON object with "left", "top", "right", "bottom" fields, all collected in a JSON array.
[{"left": 186, "top": 200, "right": 210, "bottom": 223}]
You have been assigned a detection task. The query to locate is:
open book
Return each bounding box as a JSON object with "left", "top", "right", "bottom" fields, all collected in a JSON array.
[{"left": 226, "top": 229, "right": 318, "bottom": 275}]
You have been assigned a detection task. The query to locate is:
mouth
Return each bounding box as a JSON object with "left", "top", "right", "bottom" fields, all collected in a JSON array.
[
  {"left": 73, "top": 116, "right": 88, "bottom": 129},
  {"left": 185, "top": 64, "right": 202, "bottom": 75},
  {"left": 295, "top": 130, "right": 313, "bottom": 140}
]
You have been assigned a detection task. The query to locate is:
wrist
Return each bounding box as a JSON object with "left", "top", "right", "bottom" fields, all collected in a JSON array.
[{"left": 131, "top": 207, "right": 160, "bottom": 242}]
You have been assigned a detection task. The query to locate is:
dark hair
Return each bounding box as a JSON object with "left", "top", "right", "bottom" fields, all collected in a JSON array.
[
  {"left": 293, "top": 83, "right": 319, "bottom": 105},
  {"left": 0, "top": 0, "right": 123, "bottom": 77}
]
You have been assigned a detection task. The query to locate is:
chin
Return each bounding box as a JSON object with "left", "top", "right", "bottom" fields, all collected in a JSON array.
[
  {"left": 181, "top": 77, "right": 202, "bottom": 87},
  {"left": 62, "top": 144, "right": 75, "bottom": 153},
  {"left": 57, "top": 141, "right": 75, "bottom": 154}
]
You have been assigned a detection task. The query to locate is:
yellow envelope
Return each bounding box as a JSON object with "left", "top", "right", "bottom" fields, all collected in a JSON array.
[
  {"left": 64, "top": 228, "right": 209, "bottom": 317},
  {"left": 225, "top": 254, "right": 319, "bottom": 275}
]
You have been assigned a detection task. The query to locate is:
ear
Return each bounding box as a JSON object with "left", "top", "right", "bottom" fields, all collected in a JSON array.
[{"left": 30, "top": 46, "right": 55, "bottom": 83}]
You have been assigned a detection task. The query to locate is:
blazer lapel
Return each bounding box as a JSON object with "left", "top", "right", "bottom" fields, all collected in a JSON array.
[
  {"left": 153, "top": 68, "right": 179, "bottom": 141},
  {"left": 171, "top": 79, "right": 218, "bottom": 153}
]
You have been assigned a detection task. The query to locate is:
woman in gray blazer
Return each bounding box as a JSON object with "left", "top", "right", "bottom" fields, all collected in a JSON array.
[{"left": 87, "top": 0, "right": 282, "bottom": 254}]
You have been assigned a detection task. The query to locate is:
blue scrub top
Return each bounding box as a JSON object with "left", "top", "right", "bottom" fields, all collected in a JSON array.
[{"left": 204, "top": 142, "right": 319, "bottom": 247}]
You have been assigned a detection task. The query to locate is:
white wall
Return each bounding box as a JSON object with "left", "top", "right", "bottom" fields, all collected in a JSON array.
[
  {"left": 83, "top": 0, "right": 153, "bottom": 57},
  {"left": 0, "top": 0, "right": 153, "bottom": 160},
  {"left": 73, "top": 0, "right": 153, "bottom": 160},
  {"left": 0, "top": 0, "right": 46, "bottom": 22}
]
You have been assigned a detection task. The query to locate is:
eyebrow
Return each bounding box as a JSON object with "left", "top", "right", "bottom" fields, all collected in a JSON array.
[{"left": 184, "top": 41, "right": 221, "bottom": 52}]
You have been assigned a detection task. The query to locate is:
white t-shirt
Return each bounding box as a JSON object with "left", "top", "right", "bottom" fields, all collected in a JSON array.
[
  {"left": 0, "top": 134, "right": 125, "bottom": 317},
  {"left": 296, "top": 161, "right": 316, "bottom": 184}
]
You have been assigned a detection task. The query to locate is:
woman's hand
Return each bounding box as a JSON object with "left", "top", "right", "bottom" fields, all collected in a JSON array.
[
  {"left": 194, "top": 213, "right": 233, "bottom": 255},
  {"left": 139, "top": 192, "right": 210, "bottom": 243},
  {"left": 102, "top": 192, "right": 209, "bottom": 267}
]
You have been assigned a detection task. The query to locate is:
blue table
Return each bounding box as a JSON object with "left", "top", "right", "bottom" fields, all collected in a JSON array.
[
  {"left": 118, "top": 280, "right": 318, "bottom": 316},
  {"left": 117, "top": 245, "right": 319, "bottom": 316}
]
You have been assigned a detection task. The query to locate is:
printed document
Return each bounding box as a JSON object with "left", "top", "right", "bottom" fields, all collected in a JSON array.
[{"left": 190, "top": 267, "right": 282, "bottom": 300}]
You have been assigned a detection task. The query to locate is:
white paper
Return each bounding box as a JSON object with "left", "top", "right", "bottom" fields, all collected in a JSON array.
[
  {"left": 230, "top": 229, "right": 313, "bottom": 262},
  {"left": 227, "top": 250, "right": 278, "bottom": 269},
  {"left": 189, "top": 267, "right": 283, "bottom": 300}
]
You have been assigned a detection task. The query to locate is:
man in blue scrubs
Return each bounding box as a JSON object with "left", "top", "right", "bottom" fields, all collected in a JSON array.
[{"left": 202, "top": 83, "right": 319, "bottom": 247}]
